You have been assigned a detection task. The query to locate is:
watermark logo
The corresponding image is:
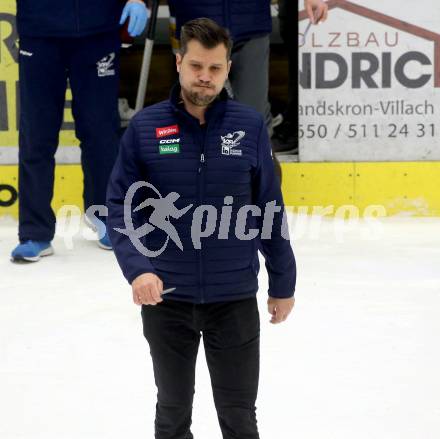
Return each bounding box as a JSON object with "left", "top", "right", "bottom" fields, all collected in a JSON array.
[
  {"left": 53, "top": 184, "right": 387, "bottom": 253},
  {"left": 111, "top": 181, "right": 290, "bottom": 257},
  {"left": 114, "top": 181, "right": 193, "bottom": 257}
]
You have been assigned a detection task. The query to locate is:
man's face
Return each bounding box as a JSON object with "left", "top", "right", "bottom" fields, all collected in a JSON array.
[{"left": 176, "top": 40, "right": 231, "bottom": 107}]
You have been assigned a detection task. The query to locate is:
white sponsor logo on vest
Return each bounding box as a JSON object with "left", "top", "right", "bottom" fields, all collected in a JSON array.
[
  {"left": 159, "top": 138, "right": 180, "bottom": 144},
  {"left": 221, "top": 131, "right": 245, "bottom": 156}
]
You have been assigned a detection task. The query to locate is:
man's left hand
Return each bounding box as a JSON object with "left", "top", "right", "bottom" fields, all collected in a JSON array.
[
  {"left": 267, "top": 296, "right": 295, "bottom": 324},
  {"left": 120, "top": 0, "right": 150, "bottom": 37}
]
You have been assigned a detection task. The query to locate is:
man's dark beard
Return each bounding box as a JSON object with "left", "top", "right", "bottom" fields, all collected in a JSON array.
[{"left": 182, "top": 84, "right": 218, "bottom": 106}]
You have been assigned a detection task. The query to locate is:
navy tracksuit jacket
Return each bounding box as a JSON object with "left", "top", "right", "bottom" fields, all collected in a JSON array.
[
  {"left": 107, "top": 85, "right": 296, "bottom": 304},
  {"left": 167, "top": 0, "right": 272, "bottom": 43},
  {"left": 16, "top": 1, "right": 123, "bottom": 241},
  {"left": 16, "top": 0, "right": 123, "bottom": 38}
]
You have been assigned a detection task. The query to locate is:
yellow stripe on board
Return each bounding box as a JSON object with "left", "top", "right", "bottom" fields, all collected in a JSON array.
[
  {"left": 0, "top": 165, "right": 84, "bottom": 218},
  {"left": 281, "top": 162, "right": 440, "bottom": 217},
  {"left": 1, "top": 162, "right": 439, "bottom": 218}
]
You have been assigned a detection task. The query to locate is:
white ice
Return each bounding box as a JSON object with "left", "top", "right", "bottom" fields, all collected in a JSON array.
[{"left": 1, "top": 214, "right": 439, "bottom": 439}]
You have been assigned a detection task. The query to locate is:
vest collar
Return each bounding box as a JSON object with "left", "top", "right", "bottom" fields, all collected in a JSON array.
[{"left": 169, "top": 82, "right": 229, "bottom": 125}]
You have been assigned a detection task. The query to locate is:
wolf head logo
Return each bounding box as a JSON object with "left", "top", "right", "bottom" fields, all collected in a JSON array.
[
  {"left": 221, "top": 131, "right": 246, "bottom": 156},
  {"left": 97, "top": 53, "right": 115, "bottom": 77}
]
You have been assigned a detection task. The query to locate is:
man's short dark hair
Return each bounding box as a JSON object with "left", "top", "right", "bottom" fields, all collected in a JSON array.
[{"left": 180, "top": 18, "right": 233, "bottom": 60}]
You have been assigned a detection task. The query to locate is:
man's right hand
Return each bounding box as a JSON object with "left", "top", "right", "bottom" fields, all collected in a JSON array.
[
  {"left": 120, "top": 0, "right": 150, "bottom": 37},
  {"left": 305, "top": 0, "right": 329, "bottom": 24},
  {"left": 131, "top": 273, "right": 163, "bottom": 306}
]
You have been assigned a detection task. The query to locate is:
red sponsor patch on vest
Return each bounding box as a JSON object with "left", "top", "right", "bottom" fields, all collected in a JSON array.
[{"left": 156, "top": 125, "right": 179, "bottom": 138}]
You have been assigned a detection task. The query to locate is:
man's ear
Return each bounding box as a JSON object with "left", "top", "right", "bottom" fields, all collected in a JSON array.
[
  {"left": 176, "top": 53, "right": 182, "bottom": 73},
  {"left": 227, "top": 60, "right": 232, "bottom": 76}
]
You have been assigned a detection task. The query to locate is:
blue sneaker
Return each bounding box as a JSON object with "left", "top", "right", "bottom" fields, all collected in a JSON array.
[
  {"left": 11, "top": 240, "right": 54, "bottom": 263},
  {"left": 97, "top": 229, "right": 112, "bottom": 250},
  {"left": 85, "top": 214, "right": 112, "bottom": 250}
]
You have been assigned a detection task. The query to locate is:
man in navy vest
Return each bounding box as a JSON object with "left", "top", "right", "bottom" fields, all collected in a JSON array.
[
  {"left": 107, "top": 18, "right": 296, "bottom": 439},
  {"left": 11, "top": 0, "right": 149, "bottom": 262}
]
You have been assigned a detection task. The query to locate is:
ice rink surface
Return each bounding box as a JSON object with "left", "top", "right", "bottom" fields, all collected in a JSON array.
[{"left": 1, "top": 214, "right": 439, "bottom": 439}]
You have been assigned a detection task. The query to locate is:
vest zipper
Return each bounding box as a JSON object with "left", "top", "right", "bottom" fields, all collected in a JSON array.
[
  {"left": 198, "top": 153, "right": 205, "bottom": 173},
  {"left": 197, "top": 129, "right": 207, "bottom": 303}
]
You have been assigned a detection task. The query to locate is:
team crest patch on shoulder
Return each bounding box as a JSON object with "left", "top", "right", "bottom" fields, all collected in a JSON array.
[
  {"left": 221, "top": 131, "right": 245, "bottom": 156},
  {"left": 156, "top": 125, "right": 179, "bottom": 138}
]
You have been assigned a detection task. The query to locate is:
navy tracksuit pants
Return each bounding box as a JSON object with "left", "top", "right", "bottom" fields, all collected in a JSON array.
[
  {"left": 18, "top": 31, "right": 120, "bottom": 242},
  {"left": 142, "top": 297, "right": 261, "bottom": 439}
]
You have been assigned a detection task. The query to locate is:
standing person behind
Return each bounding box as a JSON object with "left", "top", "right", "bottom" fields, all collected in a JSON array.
[
  {"left": 107, "top": 18, "right": 296, "bottom": 439},
  {"left": 11, "top": 0, "right": 149, "bottom": 262},
  {"left": 167, "top": 0, "right": 283, "bottom": 179},
  {"left": 273, "top": 0, "right": 328, "bottom": 153}
]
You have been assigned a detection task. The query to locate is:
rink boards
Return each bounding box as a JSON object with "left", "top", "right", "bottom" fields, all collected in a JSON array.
[{"left": 1, "top": 161, "right": 440, "bottom": 218}]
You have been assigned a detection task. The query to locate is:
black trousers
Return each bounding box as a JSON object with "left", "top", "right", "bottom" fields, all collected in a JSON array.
[
  {"left": 18, "top": 32, "right": 120, "bottom": 241},
  {"left": 141, "top": 297, "right": 261, "bottom": 439}
]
